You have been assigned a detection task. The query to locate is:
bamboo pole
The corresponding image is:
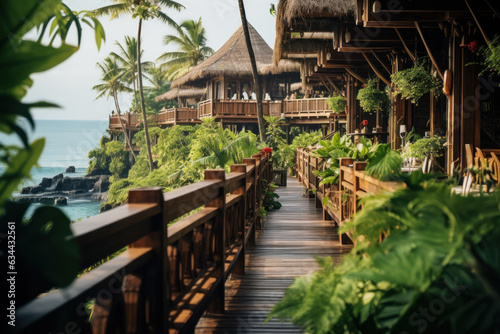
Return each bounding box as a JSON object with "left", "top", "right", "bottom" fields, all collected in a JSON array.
[
  {"left": 414, "top": 22, "right": 444, "bottom": 80},
  {"left": 394, "top": 28, "right": 416, "bottom": 63},
  {"left": 345, "top": 68, "right": 367, "bottom": 85},
  {"left": 361, "top": 51, "right": 391, "bottom": 86}
]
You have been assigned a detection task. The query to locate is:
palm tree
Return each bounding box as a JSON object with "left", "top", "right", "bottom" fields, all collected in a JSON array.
[
  {"left": 93, "top": 56, "right": 136, "bottom": 160},
  {"left": 238, "top": 0, "right": 266, "bottom": 142},
  {"left": 93, "top": 0, "right": 184, "bottom": 173},
  {"left": 158, "top": 18, "right": 214, "bottom": 80},
  {"left": 145, "top": 63, "right": 170, "bottom": 92},
  {"left": 110, "top": 36, "right": 151, "bottom": 109}
]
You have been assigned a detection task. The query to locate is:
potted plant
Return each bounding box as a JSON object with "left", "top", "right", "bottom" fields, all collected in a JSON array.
[
  {"left": 391, "top": 59, "right": 442, "bottom": 104},
  {"left": 475, "top": 35, "right": 500, "bottom": 75},
  {"left": 327, "top": 95, "right": 347, "bottom": 114},
  {"left": 357, "top": 78, "right": 390, "bottom": 114}
]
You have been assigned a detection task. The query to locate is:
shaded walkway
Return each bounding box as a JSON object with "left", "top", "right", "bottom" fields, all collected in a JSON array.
[{"left": 195, "top": 177, "right": 352, "bottom": 333}]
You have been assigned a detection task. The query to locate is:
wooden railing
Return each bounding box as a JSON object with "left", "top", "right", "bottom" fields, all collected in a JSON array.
[
  {"left": 198, "top": 99, "right": 271, "bottom": 119},
  {"left": 297, "top": 147, "right": 402, "bottom": 244},
  {"left": 15, "top": 152, "right": 272, "bottom": 334},
  {"left": 283, "top": 98, "right": 344, "bottom": 118},
  {"left": 109, "top": 112, "right": 140, "bottom": 129},
  {"left": 158, "top": 108, "right": 199, "bottom": 124}
]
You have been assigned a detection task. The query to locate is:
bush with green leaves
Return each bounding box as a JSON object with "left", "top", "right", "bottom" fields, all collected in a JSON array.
[
  {"left": 357, "top": 78, "right": 390, "bottom": 114},
  {"left": 261, "top": 179, "right": 281, "bottom": 213},
  {"left": 276, "top": 131, "right": 322, "bottom": 170},
  {"left": 269, "top": 175, "right": 500, "bottom": 333},
  {"left": 391, "top": 59, "right": 442, "bottom": 104},
  {"left": 476, "top": 35, "right": 500, "bottom": 75},
  {"left": 403, "top": 136, "right": 446, "bottom": 161},
  {"left": 327, "top": 95, "right": 347, "bottom": 114}
]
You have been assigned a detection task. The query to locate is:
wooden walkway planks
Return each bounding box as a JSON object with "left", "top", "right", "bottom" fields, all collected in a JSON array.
[{"left": 195, "top": 177, "right": 352, "bottom": 333}]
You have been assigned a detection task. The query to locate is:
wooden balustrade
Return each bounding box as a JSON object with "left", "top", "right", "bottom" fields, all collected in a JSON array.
[
  {"left": 15, "top": 151, "right": 272, "bottom": 334},
  {"left": 158, "top": 108, "right": 200, "bottom": 125},
  {"left": 283, "top": 98, "right": 338, "bottom": 118},
  {"left": 198, "top": 99, "right": 271, "bottom": 120},
  {"left": 296, "top": 147, "right": 403, "bottom": 244},
  {"left": 108, "top": 113, "right": 143, "bottom": 130}
]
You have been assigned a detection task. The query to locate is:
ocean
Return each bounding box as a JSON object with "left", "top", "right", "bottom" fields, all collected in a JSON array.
[{"left": 1, "top": 119, "right": 109, "bottom": 221}]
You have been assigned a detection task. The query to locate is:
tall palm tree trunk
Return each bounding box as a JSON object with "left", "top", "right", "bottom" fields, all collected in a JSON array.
[
  {"left": 113, "top": 92, "right": 137, "bottom": 161},
  {"left": 137, "top": 18, "right": 154, "bottom": 172},
  {"left": 132, "top": 77, "right": 139, "bottom": 111},
  {"left": 238, "top": 0, "right": 266, "bottom": 142}
]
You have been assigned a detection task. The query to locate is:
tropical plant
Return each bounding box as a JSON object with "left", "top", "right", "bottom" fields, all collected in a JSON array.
[
  {"left": 0, "top": 0, "right": 103, "bottom": 306},
  {"left": 92, "top": 56, "right": 136, "bottom": 159},
  {"left": 238, "top": 0, "right": 266, "bottom": 142},
  {"left": 158, "top": 18, "right": 214, "bottom": 80},
  {"left": 269, "top": 175, "right": 500, "bottom": 334},
  {"left": 93, "top": 0, "right": 185, "bottom": 173},
  {"left": 365, "top": 144, "right": 402, "bottom": 181},
  {"left": 37, "top": 3, "right": 106, "bottom": 49},
  {"left": 262, "top": 179, "right": 281, "bottom": 213},
  {"left": 403, "top": 136, "right": 446, "bottom": 161},
  {"left": 357, "top": 78, "right": 390, "bottom": 114},
  {"left": 111, "top": 36, "right": 151, "bottom": 108},
  {"left": 327, "top": 95, "right": 347, "bottom": 114},
  {"left": 280, "top": 131, "right": 323, "bottom": 170},
  {"left": 391, "top": 59, "right": 442, "bottom": 104},
  {"left": 475, "top": 35, "right": 500, "bottom": 75},
  {"left": 264, "top": 116, "right": 286, "bottom": 150}
]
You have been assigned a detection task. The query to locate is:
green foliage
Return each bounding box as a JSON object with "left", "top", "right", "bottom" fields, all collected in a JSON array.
[
  {"left": 87, "top": 136, "right": 111, "bottom": 175},
  {"left": 403, "top": 136, "right": 446, "bottom": 161},
  {"left": 391, "top": 59, "right": 442, "bottom": 104},
  {"left": 269, "top": 177, "right": 500, "bottom": 333},
  {"left": 280, "top": 131, "right": 323, "bottom": 170},
  {"left": 476, "top": 35, "right": 500, "bottom": 75},
  {"left": 365, "top": 144, "right": 402, "bottom": 181},
  {"left": 357, "top": 78, "right": 390, "bottom": 114},
  {"left": 262, "top": 179, "right": 281, "bottom": 212},
  {"left": 264, "top": 116, "right": 286, "bottom": 150},
  {"left": 105, "top": 141, "right": 130, "bottom": 179},
  {"left": 327, "top": 95, "right": 347, "bottom": 114}
]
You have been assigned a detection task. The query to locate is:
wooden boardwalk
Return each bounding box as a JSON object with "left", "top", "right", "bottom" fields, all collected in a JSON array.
[{"left": 195, "top": 177, "right": 352, "bottom": 333}]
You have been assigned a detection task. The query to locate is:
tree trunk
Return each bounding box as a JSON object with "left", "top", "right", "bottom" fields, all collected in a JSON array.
[
  {"left": 238, "top": 0, "right": 266, "bottom": 142},
  {"left": 113, "top": 91, "right": 136, "bottom": 161},
  {"left": 137, "top": 18, "right": 154, "bottom": 172},
  {"left": 132, "top": 76, "right": 139, "bottom": 111}
]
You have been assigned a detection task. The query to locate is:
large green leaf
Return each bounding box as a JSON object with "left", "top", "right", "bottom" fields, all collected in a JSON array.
[
  {"left": 366, "top": 144, "right": 402, "bottom": 181},
  {"left": 0, "top": 0, "right": 61, "bottom": 46},
  {"left": 0, "top": 41, "right": 77, "bottom": 95}
]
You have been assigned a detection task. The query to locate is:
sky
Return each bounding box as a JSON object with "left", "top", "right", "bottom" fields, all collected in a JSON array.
[{"left": 26, "top": 0, "right": 277, "bottom": 120}]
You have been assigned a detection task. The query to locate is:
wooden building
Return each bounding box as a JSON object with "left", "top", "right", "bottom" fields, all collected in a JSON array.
[
  {"left": 156, "top": 87, "right": 206, "bottom": 127},
  {"left": 273, "top": 0, "right": 500, "bottom": 172}
]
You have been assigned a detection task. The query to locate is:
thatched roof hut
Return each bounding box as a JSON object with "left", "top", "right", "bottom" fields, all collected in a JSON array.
[
  {"left": 171, "top": 23, "right": 298, "bottom": 88},
  {"left": 273, "top": 0, "right": 356, "bottom": 64},
  {"left": 155, "top": 87, "right": 206, "bottom": 102}
]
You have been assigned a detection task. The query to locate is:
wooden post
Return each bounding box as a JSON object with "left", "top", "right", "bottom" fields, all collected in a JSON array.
[
  {"left": 204, "top": 170, "right": 226, "bottom": 314},
  {"left": 243, "top": 158, "right": 257, "bottom": 244},
  {"left": 128, "top": 187, "right": 166, "bottom": 333},
  {"left": 230, "top": 164, "right": 247, "bottom": 276}
]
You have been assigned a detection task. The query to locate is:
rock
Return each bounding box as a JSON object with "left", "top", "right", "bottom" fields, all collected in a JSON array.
[
  {"left": 40, "top": 177, "right": 52, "bottom": 188},
  {"left": 94, "top": 175, "right": 111, "bottom": 193},
  {"left": 87, "top": 168, "right": 110, "bottom": 176},
  {"left": 30, "top": 186, "right": 45, "bottom": 194},
  {"left": 20, "top": 186, "right": 34, "bottom": 195},
  {"left": 99, "top": 203, "right": 113, "bottom": 213},
  {"left": 60, "top": 177, "right": 98, "bottom": 191},
  {"left": 55, "top": 197, "right": 68, "bottom": 205},
  {"left": 66, "top": 166, "right": 76, "bottom": 173},
  {"left": 54, "top": 173, "right": 64, "bottom": 179}
]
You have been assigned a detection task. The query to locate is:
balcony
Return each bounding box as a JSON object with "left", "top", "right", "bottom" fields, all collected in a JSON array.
[
  {"left": 158, "top": 107, "right": 200, "bottom": 126},
  {"left": 108, "top": 112, "right": 140, "bottom": 130},
  {"left": 198, "top": 99, "right": 275, "bottom": 123}
]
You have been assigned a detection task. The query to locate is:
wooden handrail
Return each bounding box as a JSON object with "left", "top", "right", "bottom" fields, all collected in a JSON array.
[{"left": 15, "top": 151, "right": 273, "bottom": 334}]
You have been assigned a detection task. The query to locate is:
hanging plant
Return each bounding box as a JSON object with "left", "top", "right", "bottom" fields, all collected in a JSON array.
[
  {"left": 391, "top": 59, "right": 442, "bottom": 104},
  {"left": 327, "top": 95, "right": 347, "bottom": 114},
  {"left": 356, "top": 78, "right": 389, "bottom": 114},
  {"left": 475, "top": 35, "right": 500, "bottom": 76}
]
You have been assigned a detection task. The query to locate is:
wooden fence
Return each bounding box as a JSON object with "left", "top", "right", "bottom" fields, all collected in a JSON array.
[
  {"left": 297, "top": 147, "right": 401, "bottom": 244},
  {"left": 158, "top": 108, "right": 200, "bottom": 125},
  {"left": 109, "top": 113, "right": 140, "bottom": 129},
  {"left": 198, "top": 99, "right": 271, "bottom": 119},
  {"left": 15, "top": 152, "right": 272, "bottom": 334}
]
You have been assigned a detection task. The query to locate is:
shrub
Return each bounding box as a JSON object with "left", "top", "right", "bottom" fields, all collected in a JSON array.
[
  {"left": 327, "top": 95, "right": 347, "bottom": 114},
  {"left": 391, "top": 59, "right": 442, "bottom": 104},
  {"left": 357, "top": 78, "right": 390, "bottom": 114}
]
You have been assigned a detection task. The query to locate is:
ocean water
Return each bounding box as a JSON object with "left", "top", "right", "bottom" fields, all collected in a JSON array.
[{"left": 1, "top": 119, "right": 109, "bottom": 221}]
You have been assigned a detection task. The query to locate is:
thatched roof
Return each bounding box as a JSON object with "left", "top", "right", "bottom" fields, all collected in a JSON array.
[
  {"left": 172, "top": 24, "right": 280, "bottom": 88},
  {"left": 261, "top": 59, "right": 300, "bottom": 75},
  {"left": 283, "top": 0, "right": 356, "bottom": 23},
  {"left": 273, "top": 0, "right": 355, "bottom": 65},
  {"left": 155, "top": 87, "right": 206, "bottom": 102}
]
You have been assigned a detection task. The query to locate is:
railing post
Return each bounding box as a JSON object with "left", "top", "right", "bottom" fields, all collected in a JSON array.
[
  {"left": 204, "top": 170, "right": 226, "bottom": 314},
  {"left": 251, "top": 153, "right": 263, "bottom": 230},
  {"left": 230, "top": 164, "right": 247, "bottom": 276},
  {"left": 127, "top": 187, "right": 167, "bottom": 334},
  {"left": 243, "top": 158, "right": 257, "bottom": 244}
]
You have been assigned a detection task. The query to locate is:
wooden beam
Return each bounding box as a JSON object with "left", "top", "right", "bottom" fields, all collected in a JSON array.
[
  {"left": 361, "top": 51, "right": 391, "bottom": 86},
  {"left": 371, "top": 50, "right": 392, "bottom": 76},
  {"left": 345, "top": 68, "right": 366, "bottom": 85},
  {"left": 394, "top": 28, "right": 416, "bottom": 63},
  {"left": 326, "top": 76, "right": 345, "bottom": 97},
  {"left": 464, "top": 0, "right": 491, "bottom": 44},
  {"left": 414, "top": 22, "right": 444, "bottom": 80},
  {"left": 320, "top": 77, "right": 334, "bottom": 95}
]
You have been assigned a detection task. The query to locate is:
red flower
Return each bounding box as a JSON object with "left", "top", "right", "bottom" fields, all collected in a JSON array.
[
  {"left": 468, "top": 41, "right": 479, "bottom": 53},
  {"left": 263, "top": 147, "right": 273, "bottom": 154},
  {"left": 361, "top": 85, "right": 365, "bottom": 88},
  {"left": 361, "top": 120, "right": 368, "bottom": 127}
]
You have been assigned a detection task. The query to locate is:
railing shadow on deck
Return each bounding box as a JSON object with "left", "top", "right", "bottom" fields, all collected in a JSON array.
[{"left": 14, "top": 151, "right": 275, "bottom": 334}]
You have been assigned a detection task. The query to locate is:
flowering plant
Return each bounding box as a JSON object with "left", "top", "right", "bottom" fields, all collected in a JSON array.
[
  {"left": 361, "top": 120, "right": 368, "bottom": 127},
  {"left": 263, "top": 147, "right": 273, "bottom": 154},
  {"left": 468, "top": 41, "right": 479, "bottom": 53}
]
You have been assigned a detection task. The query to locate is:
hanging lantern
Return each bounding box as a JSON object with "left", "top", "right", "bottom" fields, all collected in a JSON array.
[
  {"left": 443, "top": 70, "right": 452, "bottom": 96},
  {"left": 345, "top": 31, "right": 351, "bottom": 44},
  {"left": 373, "top": 1, "right": 382, "bottom": 13}
]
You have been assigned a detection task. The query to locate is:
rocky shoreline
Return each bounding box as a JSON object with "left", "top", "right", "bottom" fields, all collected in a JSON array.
[{"left": 15, "top": 167, "right": 110, "bottom": 207}]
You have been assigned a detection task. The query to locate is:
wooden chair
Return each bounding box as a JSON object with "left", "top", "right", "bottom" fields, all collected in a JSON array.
[{"left": 465, "top": 144, "right": 474, "bottom": 168}]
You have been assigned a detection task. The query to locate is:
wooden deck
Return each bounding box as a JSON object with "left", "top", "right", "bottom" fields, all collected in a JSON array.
[{"left": 195, "top": 177, "right": 352, "bottom": 333}]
